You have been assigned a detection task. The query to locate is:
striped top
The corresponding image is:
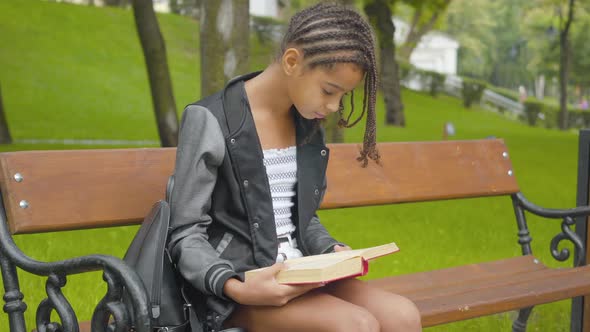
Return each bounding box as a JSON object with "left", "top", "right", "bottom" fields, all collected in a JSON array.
[{"left": 262, "top": 146, "right": 297, "bottom": 237}]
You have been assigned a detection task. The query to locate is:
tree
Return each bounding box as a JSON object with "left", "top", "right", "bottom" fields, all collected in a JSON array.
[
  {"left": 522, "top": 0, "right": 590, "bottom": 102},
  {"left": 397, "top": 0, "right": 452, "bottom": 61},
  {"left": 558, "top": 0, "right": 575, "bottom": 130},
  {"left": 132, "top": 0, "right": 179, "bottom": 147},
  {"left": 365, "top": 0, "right": 405, "bottom": 126},
  {"left": 570, "top": 20, "right": 590, "bottom": 96},
  {"left": 0, "top": 83, "right": 12, "bottom": 144},
  {"left": 442, "top": 0, "right": 496, "bottom": 79},
  {"left": 200, "top": 0, "right": 250, "bottom": 97}
]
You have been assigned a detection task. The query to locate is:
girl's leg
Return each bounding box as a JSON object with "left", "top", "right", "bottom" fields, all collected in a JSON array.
[
  {"left": 224, "top": 288, "right": 380, "bottom": 332},
  {"left": 324, "top": 278, "right": 422, "bottom": 332}
]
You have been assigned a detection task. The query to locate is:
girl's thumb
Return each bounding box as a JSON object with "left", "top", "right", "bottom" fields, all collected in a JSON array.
[{"left": 266, "top": 262, "right": 286, "bottom": 276}]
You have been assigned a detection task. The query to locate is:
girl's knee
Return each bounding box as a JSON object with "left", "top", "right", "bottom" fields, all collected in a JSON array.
[
  {"left": 395, "top": 296, "right": 422, "bottom": 331},
  {"left": 335, "top": 307, "right": 380, "bottom": 332}
]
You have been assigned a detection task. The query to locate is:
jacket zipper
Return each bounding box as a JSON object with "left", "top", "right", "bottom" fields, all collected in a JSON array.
[{"left": 151, "top": 207, "right": 166, "bottom": 319}]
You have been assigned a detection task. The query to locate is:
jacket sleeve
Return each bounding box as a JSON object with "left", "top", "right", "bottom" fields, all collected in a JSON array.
[{"left": 168, "top": 105, "right": 241, "bottom": 300}]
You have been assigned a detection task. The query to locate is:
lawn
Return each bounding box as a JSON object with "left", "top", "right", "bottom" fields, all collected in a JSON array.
[{"left": 0, "top": 1, "right": 582, "bottom": 331}]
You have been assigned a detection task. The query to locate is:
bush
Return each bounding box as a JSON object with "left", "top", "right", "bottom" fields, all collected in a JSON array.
[
  {"left": 487, "top": 86, "right": 520, "bottom": 102},
  {"left": 523, "top": 98, "right": 544, "bottom": 126},
  {"left": 423, "top": 70, "right": 446, "bottom": 97},
  {"left": 542, "top": 104, "right": 560, "bottom": 128},
  {"left": 521, "top": 98, "right": 590, "bottom": 129},
  {"left": 461, "top": 77, "right": 487, "bottom": 108},
  {"left": 396, "top": 61, "right": 446, "bottom": 97},
  {"left": 569, "top": 109, "right": 590, "bottom": 128},
  {"left": 251, "top": 15, "right": 285, "bottom": 45}
]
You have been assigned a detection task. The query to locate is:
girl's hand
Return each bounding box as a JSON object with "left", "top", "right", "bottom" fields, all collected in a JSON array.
[
  {"left": 333, "top": 244, "right": 352, "bottom": 252},
  {"left": 223, "top": 263, "right": 324, "bottom": 306}
]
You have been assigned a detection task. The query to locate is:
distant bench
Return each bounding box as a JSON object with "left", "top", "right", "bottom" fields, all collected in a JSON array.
[{"left": 1, "top": 138, "right": 590, "bottom": 332}]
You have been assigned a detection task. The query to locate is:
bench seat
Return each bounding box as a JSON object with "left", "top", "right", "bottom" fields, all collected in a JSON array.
[
  {"left": 67, "top": 255, "right": 587, "bottom": 331},
  {"left": 369, "top": 255, "right": 590, "bottom": 326}
]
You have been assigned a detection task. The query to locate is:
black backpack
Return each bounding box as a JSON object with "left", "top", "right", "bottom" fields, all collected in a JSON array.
[
  {"left": 124, "top": 198, "right": 194, "bottom": 331},
  {"left": 124, "top": 176, "right": 245, "bottom": 332},
  {"left": 123, "top": 175, "right": 198, "bottom": 331}
]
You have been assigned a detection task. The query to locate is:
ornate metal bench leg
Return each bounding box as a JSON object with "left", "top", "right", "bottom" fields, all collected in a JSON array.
[
  {"left": 0, "top": 250, "right": 27, "bottom": 332},
  {"left": 512, "top": 306, "right": 534, "bottom": 332}
]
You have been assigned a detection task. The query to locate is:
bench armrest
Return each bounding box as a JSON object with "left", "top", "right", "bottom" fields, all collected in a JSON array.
[
  {"left": 514, "top": 192, "right": 590, "bottom": 218},
  {"left": 0, "top": 213, "right": 151, "bottom": 332},
  {"left": 513, "top": 192, "right": 589, "bottom": 267}
]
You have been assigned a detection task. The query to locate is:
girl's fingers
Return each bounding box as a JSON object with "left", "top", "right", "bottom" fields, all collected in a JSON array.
[
  {"left": 261, "top": 262, "right": 286, "bottom": 277},
  {"left": 334, "top": 244, "right": 352, "bottom": 252}
]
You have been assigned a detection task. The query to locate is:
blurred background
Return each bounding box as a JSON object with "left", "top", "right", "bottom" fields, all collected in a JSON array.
[{"left": 1, "top": 0, "right": 589, "bottom": 330}]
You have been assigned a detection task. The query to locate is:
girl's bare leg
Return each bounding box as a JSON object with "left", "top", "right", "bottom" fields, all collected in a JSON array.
[
  {"left": 224, "top": 288, "right": 381, "bottom": 332},
  {"left": 324, "top": 278, "right": 422, "bottom": 332}
]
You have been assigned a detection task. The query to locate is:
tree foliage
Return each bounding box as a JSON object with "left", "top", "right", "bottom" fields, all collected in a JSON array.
[
  {"left": 396, "top": 0, "right": 451, "bottom": 61},
  {"left": 442, "top": 0, "right": 495, "bottom": 78}
]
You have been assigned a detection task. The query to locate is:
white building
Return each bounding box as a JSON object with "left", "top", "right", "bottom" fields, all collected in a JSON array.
[
  {"left": 393, "top": 17, "right": 459, "bottom": 76},
  {"left": 250, "top": 0, "right": 279, "bottom": 18}
]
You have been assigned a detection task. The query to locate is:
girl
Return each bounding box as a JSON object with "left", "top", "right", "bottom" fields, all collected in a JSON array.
[{"left": 168, "top": 3, "right": 422, "bottom": 332}]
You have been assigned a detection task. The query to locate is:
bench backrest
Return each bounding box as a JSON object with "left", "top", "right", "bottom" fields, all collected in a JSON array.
[{"left": 0, "top": 139, "right": 519, "bottom": 235}]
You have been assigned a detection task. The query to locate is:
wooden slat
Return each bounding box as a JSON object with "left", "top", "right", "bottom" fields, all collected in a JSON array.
[
  {"left": 79, "top": 321, "right": 90, "bottom": 332},
  {"left": 321, "top": 139, "right": 519, "bottom": 209},
  {"left": 368, "top": 255, "right": 545, "bottom": 296},
  {"left": 0, "top": 139, "right": 518, "bottom": 234},
  {"left": 0, "top": 148, "right": 176, "bottom": 234},
  {"left": 370, "top": 257, "right": 590, "bottom": 327}
]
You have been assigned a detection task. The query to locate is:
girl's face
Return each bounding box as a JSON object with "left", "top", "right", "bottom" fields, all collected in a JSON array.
[{"left": 286, "top": 60, "right": 364, "bottom": 120}]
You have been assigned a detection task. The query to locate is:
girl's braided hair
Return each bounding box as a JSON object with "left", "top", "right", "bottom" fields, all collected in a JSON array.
[{"left": 280, "top": 2, "right": 380, "bottom": 166}]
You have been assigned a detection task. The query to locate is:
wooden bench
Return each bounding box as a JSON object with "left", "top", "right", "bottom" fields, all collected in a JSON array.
[{"left": 1, "top": 138, "right": 589, "bottom": 332}]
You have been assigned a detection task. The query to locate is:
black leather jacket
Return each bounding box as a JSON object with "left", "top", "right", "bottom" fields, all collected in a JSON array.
[{"left": 168, "top": 72, "right": 341, "bottom": 330}]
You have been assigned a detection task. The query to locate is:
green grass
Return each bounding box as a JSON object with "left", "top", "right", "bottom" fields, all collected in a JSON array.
[
  {"left": 0, "top": 1, "right": 582, "bottom": 331},
  {"left": 0, "top": 0, "right": 200, "bottom": 141}
]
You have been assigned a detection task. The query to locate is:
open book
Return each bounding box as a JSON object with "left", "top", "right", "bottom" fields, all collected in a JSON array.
[{"left": 245, "top": 242, "right": 399, "bottom": 285}]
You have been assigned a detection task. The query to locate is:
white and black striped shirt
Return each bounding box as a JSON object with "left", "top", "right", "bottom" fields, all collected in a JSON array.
[{"left": 262, "top": 146, "right": 298, "bottom": 237}]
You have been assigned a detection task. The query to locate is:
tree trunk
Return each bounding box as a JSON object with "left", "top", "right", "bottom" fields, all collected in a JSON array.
[
  {"left": 132, "top": 0, "right": 179, "bottom": 147},
  {"left": 200, "top": 0, "right": 250, "bottom": 97},
  {"left": 365, "top": 0, "right": 405, "bottom": 127},
  {"left": 0, "top": 83, "right": 12, "bottom": 144},
  {"left": 558, "top": 0, "right": 575, "bottom": 130}
]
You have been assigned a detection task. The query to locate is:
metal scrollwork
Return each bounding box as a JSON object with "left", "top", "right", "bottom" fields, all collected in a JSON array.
[
  {"left": 91, "top": 269, "right": 131, "bottom": 332},
  {"left": 0, "top": 194, "right": 151, "bottom": 332},
  {"left": 550, "top": 216, "right": 585, "bottom": 266},
  {"left": 35, "top": 273, "right": 79, "bottom": 332}
]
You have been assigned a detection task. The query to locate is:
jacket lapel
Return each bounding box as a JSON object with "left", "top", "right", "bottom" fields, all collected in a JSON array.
[
  {"left": 294, "top": 113, "right": 329, "bottom": 255},
  {"left": 222, "top": 75, "right": 277, "bottom": 267}
]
